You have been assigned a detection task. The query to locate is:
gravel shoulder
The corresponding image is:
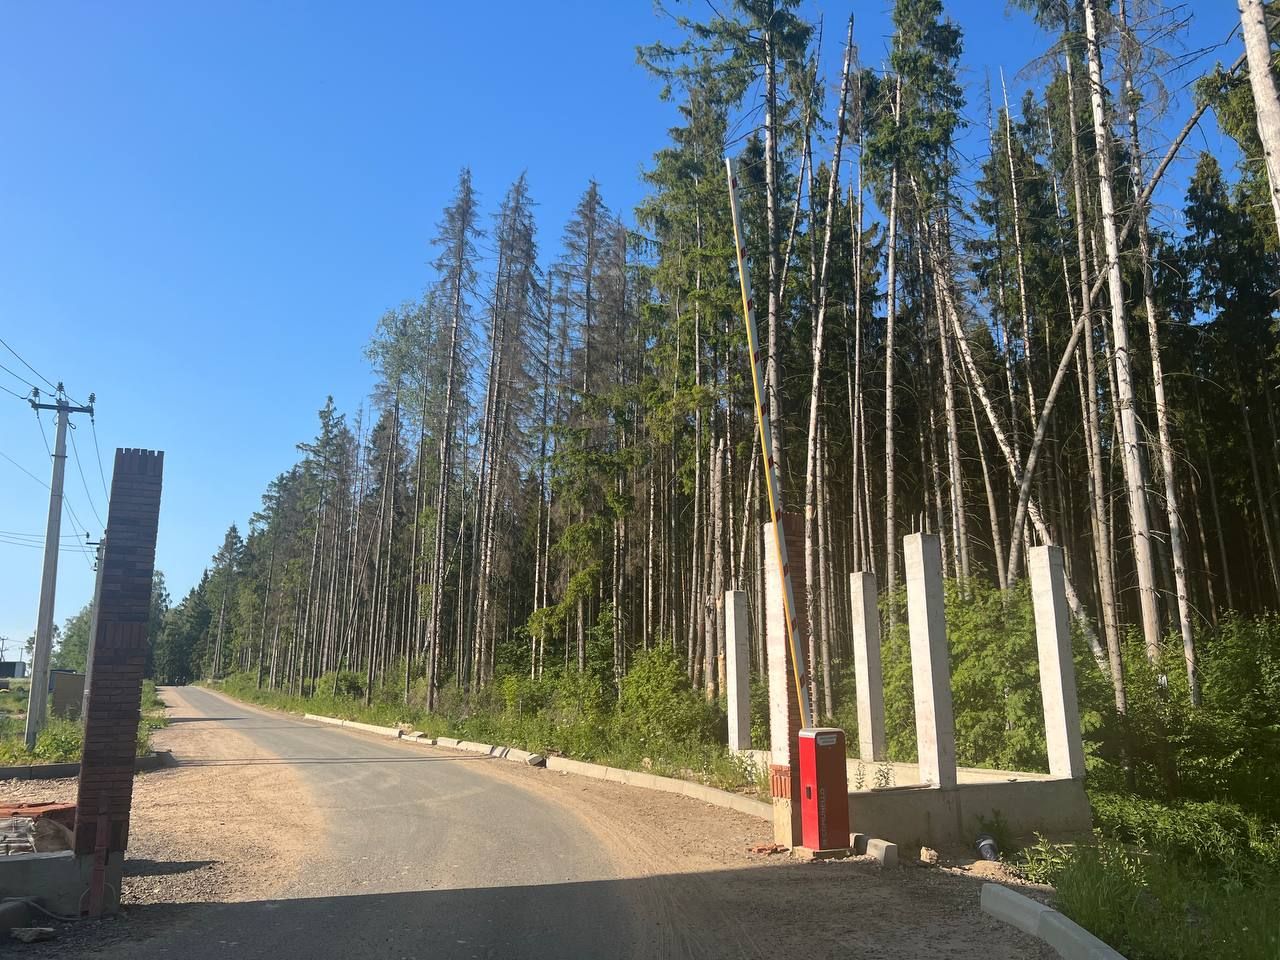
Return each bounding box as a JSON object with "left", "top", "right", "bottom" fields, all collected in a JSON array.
[
  {"left": 2, "top": 686, "right": 317, "bottom": 907},
  {"left": 1, "top": 687, "right": 319, "bottom": 955}
]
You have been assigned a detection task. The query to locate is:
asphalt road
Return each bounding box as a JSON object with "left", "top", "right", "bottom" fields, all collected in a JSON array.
[
  {"left": 61, "top": 687, "right": 1053, "bottom": 960},
  {"left": 111, "top": 685, "right": 652, "bottom": 960}
]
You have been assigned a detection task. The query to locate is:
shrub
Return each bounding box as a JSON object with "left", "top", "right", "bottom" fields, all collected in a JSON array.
[
  {"left": 1089, "top": 792, "right": 1279, "bottom": 880},
  {"left": 317, "top": 670, "right": 367, "bottom": 701},
  {"left": 32, "top": 717, "right": 83, "bottom": 763},
  {"left": 616, "top": 646, "right": 716, "bottom": 751}
]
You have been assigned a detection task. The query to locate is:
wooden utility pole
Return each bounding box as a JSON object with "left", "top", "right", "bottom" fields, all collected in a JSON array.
[{"left": 25, "top": 389, "right": 95, "bottom": 748}]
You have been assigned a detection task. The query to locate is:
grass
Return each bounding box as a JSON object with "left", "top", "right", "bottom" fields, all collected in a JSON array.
[
  {"left": 1052, "top": 842, "right": 1280, "bottom": 960},
  {"left": 0, "top": 681, "right": 29, "bottom": 716},
  {"left": 0, "top": 679, "right": 168, "bottom": 766},
  {"left": 1015, "top": 794, "right": 1280, "bottom": 960},
  {"left": 211, "top": 672, "right": 769, "bottom": 800}
]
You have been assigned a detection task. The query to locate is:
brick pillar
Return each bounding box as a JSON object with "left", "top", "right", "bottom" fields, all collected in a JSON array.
[
  {"left": 74, "top": 449, "right": 163, "bottom": 912},
  {"left": 763, "top": 514, "right": 809, "bottom": 846}
]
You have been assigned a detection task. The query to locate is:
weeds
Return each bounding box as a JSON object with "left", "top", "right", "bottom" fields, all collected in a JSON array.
[{"left": 0, "top": 680, "right": 167, "bottom": 764}]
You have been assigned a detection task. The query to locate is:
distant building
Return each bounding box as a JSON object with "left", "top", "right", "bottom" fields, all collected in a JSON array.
[{"left": 0, "top": 661, "right": 27, "bottom": 679}]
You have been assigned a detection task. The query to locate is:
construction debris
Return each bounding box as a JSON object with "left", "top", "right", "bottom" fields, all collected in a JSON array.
[
  {"left": 0, "top": 819, "right": 36, "bottom": 857},
  {"left": 10, "top": 927, "right": 55, "bottom": 943}
]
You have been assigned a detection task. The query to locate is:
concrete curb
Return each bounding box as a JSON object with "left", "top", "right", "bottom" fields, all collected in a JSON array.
[
  {"left": 543, "top": 756, "right": 771, "bottom": 820},
  {"left": 302, "top": 714, "right": 402, "bottom": 739},
  {"left": 206, "top": 689, "right": 766, "bottom": 820},
  {"left": 0, "top": 751, "right": 172, "bottom": 782},
  {"left": 298, "top": 710, "right": 762, "bottom": 817},
  {"left": 299, "top": 716, "right": 546, "bottom": 768},
  {"left": 981, "top": 883, "right": 1125, "bottom": 959}
]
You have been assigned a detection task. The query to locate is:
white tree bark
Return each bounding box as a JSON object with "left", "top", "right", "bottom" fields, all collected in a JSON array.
[
  {"left": 1119, "top": 0, "right": 1200, "bottom": 704},
  {"left": 1239, "top": 0, "right": 1280, "bottom": 242},
  {"left": 1083, "top": 0, "right": 1163, "bottom": 665}
]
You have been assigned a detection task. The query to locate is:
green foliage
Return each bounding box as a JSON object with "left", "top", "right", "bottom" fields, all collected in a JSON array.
[
  {"left": 617, "top": 646, "right": 717, "bottom": 751},
  {"left": 0, "top": 684, "right": 164, "bottom": 765},
  {"left": 141, "top": 679, "right": 169, "bottom": 730},
  {"left": 0, "top": 683, "right": 26, "bottom": 717},
  {"left": 749, "top": 674, "right": 770, "bottom": 750},
  {"left": 29, "top": 718, "right": 83, "bottom": 763},
  {"left": 1084, "top": 615, "right": 1280, "bottom": 817},
  {"left": 52, "top": 604, "right": 92, "bottom": 672},
  {"left": 1053, "top": 841, "right": 1280, "bottom": 960},
  {"left": 1015, "top": 833, "right": 1074, "bottom": 886},
  {"left": 879, "top": 578, "right": 1107, "bottom": 773},
  {"left": 319, "top": 670, "right": 367, "bottom": 701},
  {"left": 215, "top": 653, "right": 767, "bottom": 800},
  {"left": 1089, "top": 793, "right": 1279, "bottom": 880}
]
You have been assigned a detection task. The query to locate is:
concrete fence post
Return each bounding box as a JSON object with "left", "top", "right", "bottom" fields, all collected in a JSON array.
[
  {"left": 763, "top": 516, "right": 807, "bottom": 846},
  {"left": 849, "top": 572, "right": 886, "bottom": 762},
  {"left": 1029, "top": 545, "right": 1087, "bottom": 779},
  {"left": 903, "top": 533, "right": 957, "bottom": 788},
  {"left": 725, "top": 589, "right": 751, "bottom": 752}
]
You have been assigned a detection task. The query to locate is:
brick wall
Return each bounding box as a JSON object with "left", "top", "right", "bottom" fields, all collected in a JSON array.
[{"left": 74, "top": 449, "right": 163, "bottom": 858}]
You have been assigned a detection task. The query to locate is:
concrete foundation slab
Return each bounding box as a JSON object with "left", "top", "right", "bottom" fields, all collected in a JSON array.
[
  {"left": 0, "top": 898, "right": 32, "bottom": 932},
  {"left": 846, "top": 777, "right": 1091, "bottom": 851},
  {"left": 0, "top": 850, "right": 122, "bottom": 917}
]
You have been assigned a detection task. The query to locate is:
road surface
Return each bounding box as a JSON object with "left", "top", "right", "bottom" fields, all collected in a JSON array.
[{"left": 56, "top": 686, "right": 1053, "bottom": 960}]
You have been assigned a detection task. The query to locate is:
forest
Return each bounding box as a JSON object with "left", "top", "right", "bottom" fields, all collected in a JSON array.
[
  {"left": 125, "top": 2, "right": 1280, "bottom": 954},
  {"left": 154, "top": 0, "right": 1276, "bottom": 725}
]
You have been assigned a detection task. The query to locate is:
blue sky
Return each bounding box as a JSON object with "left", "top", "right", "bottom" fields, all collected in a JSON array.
[{"left": 0, "top": 1, "right": 1242, "bottom": 651}]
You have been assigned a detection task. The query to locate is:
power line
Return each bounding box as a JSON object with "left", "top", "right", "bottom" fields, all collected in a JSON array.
[
  {"left": 0, "top": 336, "right": 57, "bottom": 392},
  {"left": 68, "top": 424, "right": 105, "bottom": 528},
  {"left": 0, "top": 449, "right": 48, "bottom": 488},
  {"left": 0, "top": 360, "right": 37, "bottom": 393},
  {"left": 0, "top": 541, "right": 84, "bottom": 551},
  {"left": 0, "top": 530, "right": 84, "bottom": 541},
  {"left": 89, "top": 416, "right": 111, "bottom": 503},
  {"left": 0, "top": 381, "right": 28, "bottom": 401},
  {"left": 34, "top": 409, "right": 51, "bottom": 457}
]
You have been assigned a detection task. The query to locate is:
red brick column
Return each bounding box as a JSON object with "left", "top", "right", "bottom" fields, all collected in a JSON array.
[{"left": 74, "top": 449, "right": 163, "bottom": 867}]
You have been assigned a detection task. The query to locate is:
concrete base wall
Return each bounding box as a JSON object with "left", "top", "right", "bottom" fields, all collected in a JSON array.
[
  {"left": 735, "top": 748, "right": 1091, "bottom": 850},
  {"left": 845, "top": 778, "right": 1092, "bottom": 851},
  {"left": 0, "top": 850, "right": 123, "bottom": 916}
]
